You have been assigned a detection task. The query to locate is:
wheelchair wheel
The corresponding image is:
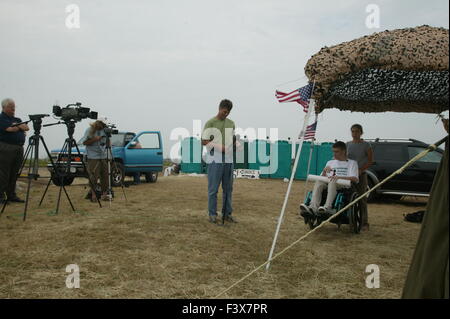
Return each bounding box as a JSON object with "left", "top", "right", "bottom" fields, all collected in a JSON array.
[{"left": 349, "top": 192, "right": 362, "bottom": 234}]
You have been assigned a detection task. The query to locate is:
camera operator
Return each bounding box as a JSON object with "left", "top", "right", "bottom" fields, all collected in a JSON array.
[
  {"left": 0, "top": 98, "right": 29, "bottom": 204},
  {"left": 80, "top": 118, "right": 110, "bottom": 202}
]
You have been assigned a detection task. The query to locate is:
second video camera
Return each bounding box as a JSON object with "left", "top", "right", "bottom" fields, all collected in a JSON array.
[
  {"left": 53, "top": 102, "right": 98, "bottom": 122},
  {"left": 104, "top": 124, "right": 119, "bottom": 136}
]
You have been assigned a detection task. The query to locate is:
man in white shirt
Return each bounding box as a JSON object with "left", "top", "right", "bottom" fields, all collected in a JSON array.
[{"left": 300, "top": 141, "right": 359, "bottom": 216}]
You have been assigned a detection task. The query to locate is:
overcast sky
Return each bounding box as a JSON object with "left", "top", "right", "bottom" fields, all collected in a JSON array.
[{"left": 1, "top": 0, "right": 448, "bottom": 159}]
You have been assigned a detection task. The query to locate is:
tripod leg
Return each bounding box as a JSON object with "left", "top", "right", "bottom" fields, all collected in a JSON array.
[
  {"left": 39, "top": 178, "right": 52, "bottom": 207},
  {"left": 22, "top": 141, "right": 37, "bottom": 221},
  {"left": 19, "top": 143, "right": 33, "bottom": 178},
  {"left": 39, "top": 138, "right": 66, "bottom": 208},
  {"left": 110, "top": 158, "right": 128, "bottom": 202},
  {"left": 55, "top": 180, "right": 63, "bottom": 215},
  {"left": 23, "top": 172, "right": 33, "bottom": 221},
  {"left": 107, "top": 160, "right": 112, "bottom": 207},
  {"left": 61, "top": 184, "right": 75, "bottom": 211},
  {"left": 54, "top": 138, "right": 72, "bottom": 215}
]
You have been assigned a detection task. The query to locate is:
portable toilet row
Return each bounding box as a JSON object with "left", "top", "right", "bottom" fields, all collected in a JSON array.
[{"left": 180, "top": 137, "right": 334, "bottom": 179}]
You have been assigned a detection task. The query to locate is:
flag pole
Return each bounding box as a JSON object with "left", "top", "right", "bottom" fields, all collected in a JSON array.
[
  {"left": 302, "top": 114, "right": 318, "bottom": 199},
  {"left": 266, "top": 97, "right": 315, "bottom": 271},
  {"left": 302, "top": 138, "right": 315, "bottom": 198}
]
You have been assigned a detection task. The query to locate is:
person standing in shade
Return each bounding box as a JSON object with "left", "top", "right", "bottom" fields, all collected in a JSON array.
[
  {"left": 346, "top": 124, "right": 373, "bottom": 231},
  {"left": 0, "top": 98, "right": 29, "bottom": 204},
  {"left": 201, "top": 99, "right": 237, "bottom": 224}
]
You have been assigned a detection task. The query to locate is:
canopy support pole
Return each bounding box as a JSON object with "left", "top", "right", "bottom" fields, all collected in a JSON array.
[{"left": 265, "top": 99, "right": 315, "bottom": 271}]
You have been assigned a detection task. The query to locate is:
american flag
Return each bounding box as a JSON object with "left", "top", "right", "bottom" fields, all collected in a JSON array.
[
  {"left": 275, "top": 82, "right": 314, "bottom": 112},
  {"left": 304, "top": 121, "right": 317, "bottom": 140}
]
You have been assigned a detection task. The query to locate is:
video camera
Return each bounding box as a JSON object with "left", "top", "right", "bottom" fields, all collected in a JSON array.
[
  {"left": 53, "top": 102, "right": 98, "bottom": 122},
  {"left": 29, "top": 114, "right": 50, "bottom": 121},
  {"left": 104, "top": 124, "right": 118, "bottom": 137}
]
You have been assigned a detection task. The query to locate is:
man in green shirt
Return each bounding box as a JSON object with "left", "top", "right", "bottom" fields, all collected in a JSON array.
[{"left": 202, "top": 99, "right": 237, "bottom": 224}]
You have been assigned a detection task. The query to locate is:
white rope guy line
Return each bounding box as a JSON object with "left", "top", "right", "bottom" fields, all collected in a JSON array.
[{"left": 214, "top": 136, "right": 448, "bottom": 298}]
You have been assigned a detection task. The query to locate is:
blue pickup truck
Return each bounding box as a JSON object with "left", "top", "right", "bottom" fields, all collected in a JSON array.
[{"left": 47, "top": 131, "right": 164, "bottom": 186}]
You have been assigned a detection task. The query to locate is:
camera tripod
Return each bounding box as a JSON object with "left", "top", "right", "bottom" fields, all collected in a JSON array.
[
  {"left": 100, "top": 129, "right": 128, "bottom": 206},
  {"left": 0, "top": 115, "right": 72, "bottom": 221},
  {"left": 39, "top": 119, "right": 102, "bottom": 213}
]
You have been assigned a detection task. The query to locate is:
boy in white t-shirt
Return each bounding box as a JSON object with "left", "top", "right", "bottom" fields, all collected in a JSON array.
[{"left": 300, "top": 141, "right": 359, "bottom": 216}]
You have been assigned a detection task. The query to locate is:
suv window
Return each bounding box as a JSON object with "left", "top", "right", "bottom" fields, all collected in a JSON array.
[
  {"left": 373, "top": 144, "right": 405, "bottom": 161},
  {"left": 408, "top": 147, "right": 442, "bottom": 163},
  {"left": 137, "top": 133, "right": 160, "bottom": 149}
]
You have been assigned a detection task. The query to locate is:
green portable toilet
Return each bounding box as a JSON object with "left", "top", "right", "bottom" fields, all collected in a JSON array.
[
  {"left": 294, "top": 141, "right": 318, "bottom": 180},
  {"left": 248, "top": 139, "right": 271, "bottom": 178},
  {"left": 180, "top": 137, "right": 203, "bottom": 173},
  {"left": 270, "top": 140, "right": 292, "bottom": 179},
  {"left": 317, "top": 142, "right": 334, "bottom": 173},
  {"left": 233, "top": 138, "right": 249, "bottom": 169}
]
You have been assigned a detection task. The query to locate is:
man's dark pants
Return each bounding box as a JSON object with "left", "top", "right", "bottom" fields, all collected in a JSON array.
[{"left": 0, "top": 141, "right": 24, "bottom": 200}]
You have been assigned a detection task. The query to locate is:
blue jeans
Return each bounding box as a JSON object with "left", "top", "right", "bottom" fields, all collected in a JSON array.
[{"left": 207, "top": 162, "right": 234, "bottom": 217}]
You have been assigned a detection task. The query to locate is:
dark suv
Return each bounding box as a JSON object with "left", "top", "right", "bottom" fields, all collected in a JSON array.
[{"left": 365, "top": 138, "right": 444, "bottom": 201}]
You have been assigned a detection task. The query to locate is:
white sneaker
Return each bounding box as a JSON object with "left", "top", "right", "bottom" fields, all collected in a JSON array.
[{"left": 318, "top": 206, "right": 336, "bottom": 215}]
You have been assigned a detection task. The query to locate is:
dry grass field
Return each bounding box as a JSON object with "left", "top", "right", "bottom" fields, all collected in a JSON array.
[{"left": 0, "top": 174, "right": 426, "bottom": 299}]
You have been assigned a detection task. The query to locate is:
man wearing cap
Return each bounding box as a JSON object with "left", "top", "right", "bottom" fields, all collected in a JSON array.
[
  {"left": 80, "top": 118, "right": 110, "bottom": 201},
  {"left": 0, "top": 98, "right": 29, "bottom": 204}
]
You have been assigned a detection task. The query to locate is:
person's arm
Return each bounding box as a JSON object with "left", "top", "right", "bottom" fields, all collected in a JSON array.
[
  {"left": 348, "top": 161, "right": 359, "bottom": 183},
  {"left": 321, "top": 160, "right": 333, "bottom": 177},
  {"left": 1, "top": 120, "right": 28, "bottom": 133},
  {"left": 83, "top": 136, "right": 102, "bottom": 145},
  {"left": 82, "top": 130, "right": 103, "bottom": 146},
  {"left": 5, "top": 125, "right": 29, "bottom": 132},
  {"left": 359, "top": 146, "right": 374, "bottom": 174},
  {"left": 202, "top": 140, "right": 224, "bottom": 152},
  {"left": 18, "top": 123, "right": 29, "bottom": 131},
  {"left": 5, "top": 126, "right": 20, "bottom": 133},
  {"left": 201, "top": 124, "right": 224, "bottom": 152},
  {"left": 321, "top": 166, "right": 332, "bottom": 176}
]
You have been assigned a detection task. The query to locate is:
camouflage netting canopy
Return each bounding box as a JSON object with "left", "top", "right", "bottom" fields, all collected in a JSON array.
[{"left": 305, "top": 25, "right": 449, "bottom": 114}]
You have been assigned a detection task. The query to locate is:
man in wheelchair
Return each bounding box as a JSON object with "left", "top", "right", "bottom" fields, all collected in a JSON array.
[{"left": 300, "top": 141, "right": 359, "bottom": 219}]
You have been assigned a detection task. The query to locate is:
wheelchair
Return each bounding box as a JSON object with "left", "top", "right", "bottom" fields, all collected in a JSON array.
[{"left": 300, "top": 185, "right": 362, "bottom": 234}]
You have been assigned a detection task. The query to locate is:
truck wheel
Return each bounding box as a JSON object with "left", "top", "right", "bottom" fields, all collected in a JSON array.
[
  {"left": 51, "top": 173, "right": 74, "bottom": 186},
  {"left": 145, "top": 172, "right": 158, "bottom": 183},
  {"left": 111, "top": 162, "right": 125, "bottom": 187}
]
